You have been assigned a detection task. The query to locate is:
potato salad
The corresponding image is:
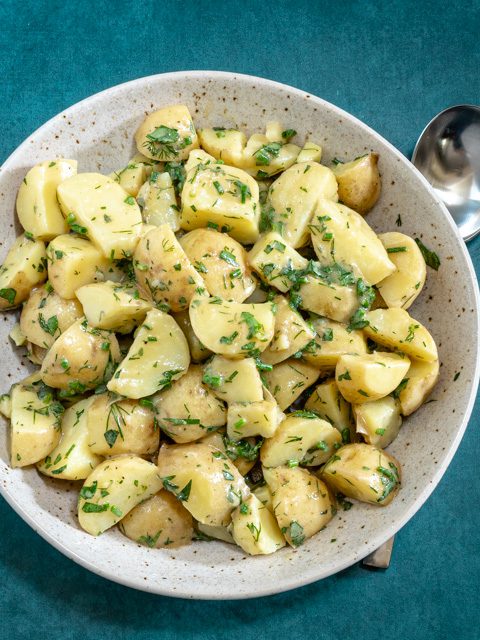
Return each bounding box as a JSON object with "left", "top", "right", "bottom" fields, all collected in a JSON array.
[{"left": 0, "top": 104, "right": 440, "bottom": 555}]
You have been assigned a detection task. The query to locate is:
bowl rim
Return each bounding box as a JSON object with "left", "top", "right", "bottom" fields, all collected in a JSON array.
[{"left": 1, "top": 70, "right": 479, "bottom": 599}]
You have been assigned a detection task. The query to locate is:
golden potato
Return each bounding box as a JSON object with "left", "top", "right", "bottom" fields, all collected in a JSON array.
[
  {"left": 226, "top": 394, "right": 284, "bottom": 440},
  {"left": 296, "top": 141, "right": 322, "bottom": 164},
  {"left": 198, "top": 127, "right": 247, "bottom": 166},
  {"left": 353, "top": 396, "right": 402, "bottom": 448},
  {"left": 303, "top": 316, "right": 367, "bottom": 369},
  {"left": 173, "top": 310, "right": 212, "bottom": 362},
  {"left": 230, "top": 493, "right": 285, "bottom": 555},
  {"left": 248, "top": 232, "right": 308, "bottom": 293},
  {"left": 264, "top": 358, "right": 320, "bottom": 410},
  {"left": 202, "top": 356, "right": 264, "bottom": 404},
  {"left": 298, "top": 276, "right": 358, "bottom": 323},
  {"left": 305, "top": 379, "right": 354, "bottom": 443},
  {"left": 112, "top": 162, "right": 147, "bottom": 197},
  {"left": 137, "top": 171, "right": 180, "bottom": 230},
  {"left": 397, "top": 358, "right": 439, "bottom": 416},
  {"left": 0, "top": 234, "right": 47, "bottom": 309},
  {"left": 332, "top": 153, "right": 381, "bottom": 214},
  {"left": 135, "top": 104, "right": 199, "bottom": 161}
]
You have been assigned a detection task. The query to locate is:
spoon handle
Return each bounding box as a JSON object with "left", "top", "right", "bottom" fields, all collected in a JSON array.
[{"left": 362, "top": 536, "right": 395, "bottom": 569}]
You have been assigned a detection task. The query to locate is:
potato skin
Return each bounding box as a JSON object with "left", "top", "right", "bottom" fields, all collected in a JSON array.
[
  {"left": 119, "top": 490, "right": 193, "bottom": 548},
  {"left": 180, "top": 229, "right": 255, "bottom": 302},
  {"left": 332, "top": 153, "right": 381, "bottom": 214}
]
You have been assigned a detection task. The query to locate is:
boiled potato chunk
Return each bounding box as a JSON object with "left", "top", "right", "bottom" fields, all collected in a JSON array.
[
  {"left": 230, "top": 493, "right": 285, "bottom": 555},
  {"left": 16, "top": 159, "right": 76, "bottom": 239},
  {"left": 153, "top": 364, "right": 226, "bottom": 443},
  {"left": 119, "top": 490, "right": 193, "bottom": 548},
  {"left": 113, "top": 162, "right": 147, "bottom": 197},
  {"left": 135, "top": 104, "right": 199, "bottom": 161},
  {"left": 10, "top": 374, "right": 62, "bottom": 467},
  {"left": 20, "top": 284, "right": 83, "bottom": 349},
  {"left": 0, "top": 234, "right": 47, "bottom": 309},
  {"left": 180, "top": 150, "right": 260, "bottom": 244},
  {"left": 364, "top": 308, "right": 438, "bottom": 362},
  {"left": 354, "top": 396, "right": 402, "bottom": 448},
  {"left": 202, "top": 356, "right": 264, "bottom": 403},
  {"left": 87, "top": 393, "right": 158, "bottom": 455},
  {"left": 227, "top": 395, "right": 284, "bottom": 440},
  {"left": 299, "top": 276, "right": 358, "bottom": 323},
  {"left": 137, "top": 171, "right": 180, "bottom": 230},
  {"left": 198, "top": 128, "right": 247, "bottom": 166},
  {"left": 173, "top": 310, "right": 212, "bottom": 362},
  {"left": 398, "top": 358, "right": 439, "bottom": 416},
  {"left": 253, "top": 484, "right": 274, "bottom": 511},
  {"left": 303, "top": 316, "right": 367, "bottom": 369},
  {"left": 57, "top": 173, "right": 143, "bottom": 259},
  {"left": 248, "top": 232, "right": 308, "bottom": 293},
  {"left": 322, "top": 443, "right": 401, "bottom": 506},
  {"left": 134, "top": 225, "right": 206, "bottom": 312},
  {"left": 78, "top": 455, "right": 163, "bottom": 535},
  {"left": 268, "top": 162, "right": 338, "bottom": 247},
  {"left": 76, "top": 281, "right": 151, "bottom": 333},
  {"left": 335, "top": 352, "right": 411, "bottom": 404},
  {"left": 264, "top": 358, "right": 320, "bottom": 410},
  {"left": 107, "top": 309, "right": 190, "bottom": 399},
  {"left": 46, "top": 234, "right": 119, "bottom": 299},
  {"left": 180, "top": 229, "right": 255, "bottom": 302},
  {"left": 261, "top": 412, "right": 341, "bottom": 467},
  {"left": 376, "top": 232, "right": 427, "bottom": 309},
  {"left": 189, "top": 296, "right": 275, "bottom": 358},
  {"left": 197, "top": 522, "right": 235, "bottom": 544},
  {"left": 241, "top": 134, "right": 300, "bottom": 177},
  {"left": 200, "top": 431, "right": 258, "bottom": 476},
  {"left": 40, "top": 318, "right": 121, "bottom": 392},
  {"left": 332, "top": 153, "right": 381, "bottom": 214},
  {"left": 261, "top": 296, "right": 315, "bottom": 365},
  {"left": 310, "top": 199, "right": 395, "bottom": 285},
  {"left": 37, "top": 397, "right": 102, "bottom": 479},
  {"left": 305, "top": 379, "right": 354, "bottom": 443},
  {"left": 157, "top": 443, "right": 249, "bottom": 526},
  {"left": 263, "top": 466, "right": 333, "bottom": 547},
  {"left": 296, "top": 142, "right": 322, "bottom": 164}
]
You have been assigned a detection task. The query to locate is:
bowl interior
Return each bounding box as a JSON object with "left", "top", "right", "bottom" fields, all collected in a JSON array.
[{"left": 0, "top": 71, "right": 478, "bottom": 599}]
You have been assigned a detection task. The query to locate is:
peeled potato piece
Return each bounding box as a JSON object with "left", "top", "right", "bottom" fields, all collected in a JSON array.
[
  {"left": 241, "top": 134, "right": 300, "bottom": 178},
  {"left": 322, "top": 443, "right": 401, "bottom": 506},
  {"left": 227, "top": 394, "right": 284, "bottom": 440},
  {"left": 398, "top": 358, "right": 439, "bottom": 416},
  {"left": 9, "top": 374, "right": 62, "bottom": 467},
  {"left": 16, "top": 159, "right": 76, "bottom": 240},
  {"left": 137, "top": 171, "right": 180, "bottom": 230},
  {"left": 87, "top": 393, "right": 158, "bottom": 456},
  {"left": 135, "top": 104, "right": 199, "bottom": 161},
  {"left": 157, "top": 443, "right": 250, "bottom": 526},
  {"left": 20, "top": 285, "right": 83, "bottom": 349},
  {"left": 353, "top": 396, "right": 402, "bottom": 448},
  {"left": 78, "top": 455, "right": 163, "bottom": 535},
  {"left": 336, "top": 352, "right": 411, "bottom": 404},
  {"left": 263, "top": 466, "right": 334, "bottom": 547},
  {"left": 230, "top": 493, "right": 285, "bottom": 555},
  {"left": 305, "top": 379, "right": 354, "bottom": 443},
  {"left": 112, "top": 162, "right": 147, "bottom": 197},
  {"left": 0, "top": 234, "right": 47, "bottom": 309},
  {"left": 248, "top": 231, "right": 308, "bottom": 293},
  {"left": 298, "top": 276, "right": 358, "bottom": 324},
  {"left": 200, "top": 430, "right": 258, "bottom": 477},
  {"left": 189, "top": 296, "right": 275, "bottom": 358},
  {"left": 197, "top": 522, "right": 235, "bottom": 544},
  {"left": 173, "top": 310, "right": 212, "bottom": 362},
  {"left": 302, "top": 316, "right": 367, "bottom": 370},
  {"left": 180, "top": 228, "right": 255, "bottom": 302},
  {"left": 153, "top": 364, "right": 226, "bottom": 443},
  {"left": 264, "top": 358, "right": 321, "bottom": 410},
  {"left": 364, "top": 308, "right": 438, "bottom": 363},
  {"left": 261, "top": 296, "right": 315, "bottom": 365},
  {"left": 260, "top": 411, "right": 341, "bottom": 468},
  {"left": 310, "top": 199, "right": 395, "bottom": 285},
  {"left": 296, "top": 142, "right": 322, "bottom": 164},
  {"left": 376, "top": 232, "right": 427, "bottom": 309},
  {"left": 332, "top": 153, "right": 381, "bottom": 214},
  {"left": 202, "top": 356, "right": 264, "bottom": 404},
  {"left": 37, "top": 397, "right": 102, "bottom": 479},
  {"left": 40, "top": 318, "right": 121, "bottom": 392},
  {"left": 107, "top": 309, "right": 190, "bottom": 399},
  {"left": 119, "top": 490, "right": 193, "bottom": 548},
  {"left": 198, "top": 127, "right": 248, "bottom": 169}
]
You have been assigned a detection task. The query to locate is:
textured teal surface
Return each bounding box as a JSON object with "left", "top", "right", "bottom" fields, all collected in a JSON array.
[{"left": 1, "top": 1, "right": 479, "bottom": 638}]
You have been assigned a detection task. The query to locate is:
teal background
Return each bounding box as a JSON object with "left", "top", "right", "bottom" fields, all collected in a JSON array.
[{"left": 1, "top": 1, "right": 479, "bottom": 638}]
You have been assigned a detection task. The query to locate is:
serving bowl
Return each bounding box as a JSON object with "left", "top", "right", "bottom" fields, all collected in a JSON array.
[{"left": 0, "top": 71, "right": 478, "bottom": 599}]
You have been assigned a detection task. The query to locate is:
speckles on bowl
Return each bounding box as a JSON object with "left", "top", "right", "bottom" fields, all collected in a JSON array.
[{"left": 0, "top": 71, "right": 478, "bottom": 600}]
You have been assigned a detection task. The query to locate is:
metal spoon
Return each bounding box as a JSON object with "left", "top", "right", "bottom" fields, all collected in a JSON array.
[
  {"left": 412, "top": 104, "right": 480, "bottom": 241},
  {"left": 363, "top": 105, "right": 480, "bottom": 570}
]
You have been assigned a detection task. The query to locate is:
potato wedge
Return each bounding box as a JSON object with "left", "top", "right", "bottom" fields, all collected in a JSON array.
[
  {"left": 261, "top": 296, "right": 315, "bottom": 365},
  {"left": 303, "top": 316, "right": 367, "bottom": 369},
  {"left": 397, "top": 358, "right": 439, "bottom": 416},
  {"left": 202, "top": 356, "right": 264, "bottom": 404},
  {"left": 241, "top": 134, "right": 300, "bottom": 178},
  {"left": 353, "top": 396, "right": 402, "bottom": 448},
  {"left": 197, "top": 522, "right": 235, "bottom": 544},
  {"left": 157, "top": 443, "right": 249, "bottom": 526},
  {"left": 198, "top": 128, "right": 247, "bottom": 166},
  {"left": 376, "top": 232, "right": 427, "bottom": 309},
  {"left": 230, "top": 493, "right": 285, "bottom": 555},
  {"left": 137, "top": 171, "right": 180, "bottom": 230},
  {"left": 263, "top": 466, "right": 333, "bottom": 547},
  {"left": 173, "top": 310, "right": 212, "bottom": 362},
  {"left": 332, "top": 153, "right": 381, "bottom": 214},
  {"left": 322, "top": 443, "right": 401, "bottom": 506},
  {"left": 135, "top": 104, "right": 199, "bottom": 161},
  {"left": 305, "top": 379, "right": 354, "bottom": 443},
  {"left": 189, "top": 296, "right": 275, "bottom": 358},
  {"left": 113, "top": 162, "right": 147, "bottom": 197},
  {"left": 0, "top": 234, "right": 47, "bottom": 309},
  {"left": 78, "top": 455, "right": 163, "bottom": 535},
  {"left": 16, "top": 159, "right": 76, "bottom": 239},
  {"left": 248, "top": 232, "right": 308, "bottom": 293},
  {"left": 200, "top": 431, "right": 259, "bottom": 477},
  {"left": 298, "top": 275, "right": 358, "bottom": 323},
  {"left": 260, "top": 411, "right": 341, "bottom": 468},
  {"left": 119, "top": 490, "right": 193, "bottom": 548},
  {"left": 335, "top": 352, "right": 411, "bottom": 404},
  {"left": 364, "top": 308, "right": 438, "bottom": 362},
  {"left": 227, "top": 394, "right": 284, "bottom": 440},
  {"left": 296, "top": 142, "right": 322, "bottom": 164},
  {"left": 40, "top": 318, "right": 121, "bottom": 392},
  {"left": 180, "top": 229, "right": 255, "bottom": 302},
  {"left": 264, "top": 358, "right": 321, "bottom": 410},
  {"left": 107, "top": 309, "right": 190, "bottom": 399},
  {"left": 37, "top": 397, "right": 102, "bottom": 479}
]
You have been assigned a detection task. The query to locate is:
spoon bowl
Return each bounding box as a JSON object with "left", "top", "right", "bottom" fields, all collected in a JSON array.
[{"left": 412, "top": 104, "right": 480, "bottom": 241}]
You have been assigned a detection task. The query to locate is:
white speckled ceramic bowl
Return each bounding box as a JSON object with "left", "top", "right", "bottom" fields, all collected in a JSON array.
[{"left": 0, "top": 71, "right": 478, "bottom": 599}]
